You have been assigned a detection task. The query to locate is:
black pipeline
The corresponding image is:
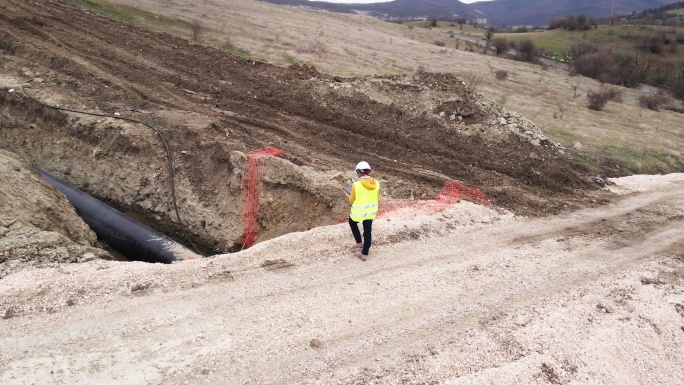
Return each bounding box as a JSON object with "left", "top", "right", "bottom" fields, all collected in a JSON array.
[{"left": 36, "top": 167, "right": 201, "bottom": 263}]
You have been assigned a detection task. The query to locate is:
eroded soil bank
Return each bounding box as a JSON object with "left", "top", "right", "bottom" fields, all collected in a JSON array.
[{"left": 0, "top": 0, "right": 614, "bottom": 269}]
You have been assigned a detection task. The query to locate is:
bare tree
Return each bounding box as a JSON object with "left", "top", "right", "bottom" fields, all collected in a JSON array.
[
  {"left": 493, "top": 38, "right": 508, "bottom": 55},
  {"left": 556, "top": 103, "right": 568, "bottom": 119},
  {"left": 463, "top": 72, "right": 482, "bottom": 91},
  {"left": 192, "top": 20, "right": 202, "bottom": 41},
  {"left": 517, "top": 39, "right": 537, "bottom": 62}
]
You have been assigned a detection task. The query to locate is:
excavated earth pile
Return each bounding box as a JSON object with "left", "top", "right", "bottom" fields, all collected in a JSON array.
[{"left": 0, "top": 0, "right": 611, "bottom": 271}]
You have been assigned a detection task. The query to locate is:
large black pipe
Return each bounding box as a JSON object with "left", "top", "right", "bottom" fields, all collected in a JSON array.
[{"left": 36, "top": 167, "right": 201, "bottom": 263}]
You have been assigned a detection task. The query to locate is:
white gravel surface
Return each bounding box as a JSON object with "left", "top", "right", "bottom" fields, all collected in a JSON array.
[{"left": 1, "top": 174, "right": 683, "bottom": 384}]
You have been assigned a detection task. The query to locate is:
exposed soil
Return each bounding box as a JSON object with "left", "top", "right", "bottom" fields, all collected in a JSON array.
[
  {"left": 0, "top": 0, "right": 614, "bottom": 262},
  {"left": 1, "top": 1, "right": 684, "bottom": 384}
]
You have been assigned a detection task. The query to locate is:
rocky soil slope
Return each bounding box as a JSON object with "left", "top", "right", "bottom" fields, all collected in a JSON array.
[{"left": 0, "top": 0, "right": 610, "bottom": 271}]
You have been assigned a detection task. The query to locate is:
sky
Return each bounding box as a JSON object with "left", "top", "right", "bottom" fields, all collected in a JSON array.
[{"left": 309, "top": 0, "right": 488, "bottom": 4}]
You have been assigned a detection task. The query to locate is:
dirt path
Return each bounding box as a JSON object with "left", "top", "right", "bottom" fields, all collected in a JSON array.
[{"left": 1, "top": 175, "right": 683, "bottom": 384}]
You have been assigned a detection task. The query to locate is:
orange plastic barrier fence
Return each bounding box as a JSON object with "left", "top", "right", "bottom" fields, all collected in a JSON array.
[
  {"left": 375, "top": 180, "right": 492, "bottom": 219},
  {"left": 438, "top": 180, "right": 492, "bottom": 205},
  {"left": 240, "top": 147, "right": 283, "bottom": 249}
]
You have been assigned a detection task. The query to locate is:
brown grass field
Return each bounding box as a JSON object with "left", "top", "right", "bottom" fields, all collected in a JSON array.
[{"left": 81, "top": 0, "right": 683, "bottom": 173}]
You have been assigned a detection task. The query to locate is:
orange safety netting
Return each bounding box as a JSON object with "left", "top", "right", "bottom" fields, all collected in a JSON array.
[
  {"left": 438, "top": 180, "right": 492, "bottom": 205},
  {"left": 240, "top": 147, "right": 283, "bottom": 249},
  {"left": 376, "top": 180, "right": 492, "bottom": 219}
]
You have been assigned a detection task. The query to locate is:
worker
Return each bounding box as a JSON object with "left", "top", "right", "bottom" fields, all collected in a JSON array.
[{"left": 348, "top": 161, "right": 379, "bottom": 261}]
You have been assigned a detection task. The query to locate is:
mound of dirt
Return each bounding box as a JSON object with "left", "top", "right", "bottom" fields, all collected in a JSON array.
[
  {"left": 0, "top": 0, "right": 609, "bottom": 262},
  {"left": 0, "top": 149, "right": 112, "bottom": 277}
]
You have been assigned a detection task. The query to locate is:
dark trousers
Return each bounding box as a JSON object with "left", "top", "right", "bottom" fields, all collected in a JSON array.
[{"left": 349, "top": 217, "right": 373, "bottom": 255}]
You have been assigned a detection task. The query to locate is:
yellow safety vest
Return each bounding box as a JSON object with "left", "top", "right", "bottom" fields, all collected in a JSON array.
[{"left": 350, "top": 180, "right": 379, "bottom": 222}]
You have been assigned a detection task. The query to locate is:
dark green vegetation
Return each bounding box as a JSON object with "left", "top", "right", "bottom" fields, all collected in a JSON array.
[{"left": 493, "top": 4, "right": 684, "bottom": 94}]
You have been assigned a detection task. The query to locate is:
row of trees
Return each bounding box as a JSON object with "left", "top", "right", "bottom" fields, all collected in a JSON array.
[
  {"left": 548, "top": 15, "right": 599, "bottom": 31},
  {"left": 484, "top": 35, "right": 683, "bottom": 99},
  {"left": 569, "top": 43, "right": 684, "bottom": 95},
  {"left": 622, "top": 1, "right": 684, "bottom": 27}
]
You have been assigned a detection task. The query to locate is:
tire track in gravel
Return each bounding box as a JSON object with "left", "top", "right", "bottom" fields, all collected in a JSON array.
[{"left": 2, "top": 182, "right": 683, "bottom": 384}]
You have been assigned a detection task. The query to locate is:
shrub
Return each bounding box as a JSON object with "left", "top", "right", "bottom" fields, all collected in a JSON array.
[
  {"left": 414, "top": 65, "right": 428, "bottom": 75},
  {"left": 433, "top": 40, "right": 445, "bottom": 47},
  {"left": 463, "top": 72, "right": 482, "bottom": 91},
  {"left": 516, "top": 39, "right": 537, "bottom": 62},
  {"left": 586, "top": 89, "right": 611, "bottom": 111},
  {"left": 640, "top": 35, "right": 664, "bottom": 55},
  {"left": 676, "top": 33, "right": 684, "bottom": 44},
  {"left": 555, "top": 103, "right": 568, "bottom": 119},
  {"left": 191, "top": 20, "right": 202, "bottom": 41},
  {"left": 566, "top": 42, "right": 598, "bottom": 61},
  {"left": 572, "top": 50, "right": 651, "bottom": 88},
  {"left": 603, "top": 87, "right": 623, "bottom": 103},
  {"left": 572, "top": 50, "right": 615, "bottom": 80},
  {"left": 296, "top": 40, "right": 328, "bottom": 58},
  {"left": 638, "top": 93, "right": 669, "bottom": 111},
  {"left": 493, "top": 38, "right": 509, "bottom": 55},
  {"left": 649, "top": 61, "right": 681, "bottom": 87},
  {"left": 673, "top": 78, "right": 684, "bottom": 100},
  {"left": 495, "top": 70, "right": 508, "bottom": 81}
]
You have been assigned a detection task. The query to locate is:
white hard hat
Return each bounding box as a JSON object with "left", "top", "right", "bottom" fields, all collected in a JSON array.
[{"left": 355, "top": 161, "right": 371, "bottom": 171}]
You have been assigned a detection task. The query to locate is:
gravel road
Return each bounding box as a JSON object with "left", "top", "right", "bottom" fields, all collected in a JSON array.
[{"left": 1, "top": 174, "right": 683, "bottom": 384}]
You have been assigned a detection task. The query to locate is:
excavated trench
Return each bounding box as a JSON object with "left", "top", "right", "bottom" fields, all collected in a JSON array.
[
  {"left": 0, "top": 0, "right": 628, "bottom": 277},
  {"left": 36, "top": 167, "right": 202, "bottom": 263},
  {"left": 0, "top": 91, "right": 349, "bottom": 263}
]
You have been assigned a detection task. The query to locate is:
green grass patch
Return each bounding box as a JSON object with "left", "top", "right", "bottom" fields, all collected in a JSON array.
[
  {"left": 220, "top": 45, "right": 250, "bottom": 58},
  {"left": 495, "top": 25, "right": 684, "bottom": 62},
  {"left": 67, "top": 0, "right": 136, "bottom": 23},
  {"left": 546, "top": 129, "right": 680, "bottom": 174},
  {"left": 66, "top": 0, "right": 189, "bottom": 30},
  {"left": 581, "top": 145, "right": 676, "bottom": 174},
  {"left": 666, "top": 9, "right": 684, "bottom": 16},
  {"left": 543, "top": 127, "right": 581, "bottom": 147}
]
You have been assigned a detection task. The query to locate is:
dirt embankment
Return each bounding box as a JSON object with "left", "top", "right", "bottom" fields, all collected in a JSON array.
[
  {"left": 0, "top": 1, "right": 683, "bottom": 384},
  {"left": 0, "top": 149, "right": 112, "bottom": 277},
  {"left": 1, "top": 0, "right": 611, "bottom": 271}
]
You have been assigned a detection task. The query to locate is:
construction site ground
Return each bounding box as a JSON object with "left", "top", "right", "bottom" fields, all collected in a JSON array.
[{"left": 0, "top": 1, "right": 683, "bottom": 384}]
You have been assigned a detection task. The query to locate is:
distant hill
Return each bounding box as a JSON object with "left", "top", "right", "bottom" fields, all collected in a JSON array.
[
  {"left": 259, "top": 0, "right": 682, "bottom": 26},
  {"left": 258, "top": 0, "right": 482, "bottom": 21},
  {"left": 470, "top": 0, "right": 683, "bottom": 26},
  {"left": 620, "top": 0, "right": 684, "bottom": 25}
]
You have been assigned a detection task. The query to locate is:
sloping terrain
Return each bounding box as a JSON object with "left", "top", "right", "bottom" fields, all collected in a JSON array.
[
  {"left": 0, "top": 0, "right": 605, "bottom": 261},
  {"left": 1, "top": 1, "right": 684, "bottom": 384}
]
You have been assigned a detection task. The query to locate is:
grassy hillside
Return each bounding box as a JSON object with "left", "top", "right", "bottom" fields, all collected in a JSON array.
[
  {"left": 496, "top": 24, "right": 684, "bottom": 62},
  {"left": 470, "top": 0, "right": 681, "bottom": 27},
  {"left": 66, "top": 0, "right": 684, "bottom": 174}
]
